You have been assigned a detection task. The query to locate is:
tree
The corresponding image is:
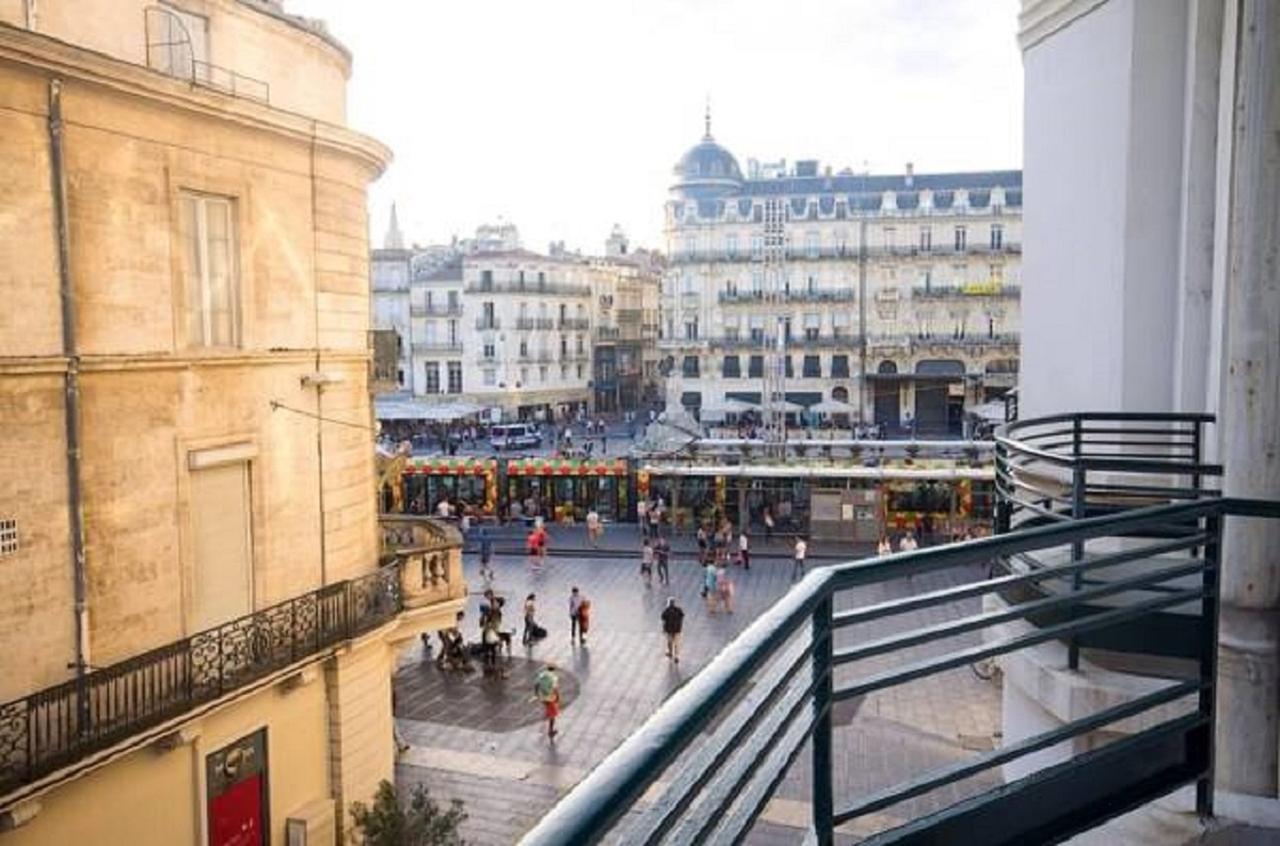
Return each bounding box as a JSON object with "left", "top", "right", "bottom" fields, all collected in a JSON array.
[{"left": 350, "top": 780, "right": 466, "bottom": 846}]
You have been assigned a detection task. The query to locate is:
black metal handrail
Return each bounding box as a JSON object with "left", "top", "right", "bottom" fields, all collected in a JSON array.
[
  {"left": 0, "top": 563, "right": 402, "bottom": 798},
  {"left": 521, "top": 496, "right": 1280, "bottom": 845}
]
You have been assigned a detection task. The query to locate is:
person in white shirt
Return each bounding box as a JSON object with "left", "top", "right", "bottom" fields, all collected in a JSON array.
[
  {"left": 792, "top": 537, "right": 808, "bottom": 581},
  {"left": 738, "top": 531, "right": 750, "bottom": 569},
  {"left": 586, "top": 509, "right": 602, "bottom": 548},
  {"left": 899, "top": 532, "right": 918, "bottom": 552}
]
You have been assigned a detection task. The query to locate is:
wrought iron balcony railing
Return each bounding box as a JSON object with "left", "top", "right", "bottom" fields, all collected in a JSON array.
[
  {"left": 717, "top": 289, "right": 857, "bottom": 305},
  {"left": 411, "top": 341, "right": 464, "bottom": 354},
  {"left": 0, "top": 563, "right": 403, "bottom": 798},
  {"left": 466, "top": 281, "right": 591, "bottom": 297},
  {"left": 558, "top": 318, "right": 591, "bottom": 331},
  {"left": 411, "top": 303, "right": 463, "bottom": 317},
  {"left": 911, "top": 284, "right": 1022, "bottom": 300},
  {"left": 524, "top": 493, "right": 1280, "bottom": 845},
  {"left": 670, "top": 243, "right": 1023, "bottom": 265},
  {"left": 515, "top": 317, "right": 555, "bottom": 330}
]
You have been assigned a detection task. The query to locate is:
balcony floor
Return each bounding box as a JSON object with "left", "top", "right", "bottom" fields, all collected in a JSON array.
[{"left": 392, "top": 524, "right": 1001, "bottom": 844}]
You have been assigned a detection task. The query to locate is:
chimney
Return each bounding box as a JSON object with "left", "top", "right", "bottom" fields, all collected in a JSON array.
[{"left": 904, "top": 162, "right": 915, "bottom": 188}]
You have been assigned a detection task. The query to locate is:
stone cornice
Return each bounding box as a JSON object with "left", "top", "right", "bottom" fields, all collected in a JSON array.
[
  {"left": 0, "top": 351, "right": 370, "bottom": 375},
  {"left": 0, "top": 23, "right": 391, "bottom": 178},
  {"left": 1019, "top": 0, "right": 1110, "bottom": 50}
]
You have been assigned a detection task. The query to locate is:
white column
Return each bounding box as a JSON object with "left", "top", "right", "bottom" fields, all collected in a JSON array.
[{"left": 1216, "top": 0, "right": 1280, "bottom": 807}]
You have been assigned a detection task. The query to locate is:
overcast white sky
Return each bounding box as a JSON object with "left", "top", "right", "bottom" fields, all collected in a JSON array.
[{"left": 288, "top": 0, "right": 1023, "bottom": 255}]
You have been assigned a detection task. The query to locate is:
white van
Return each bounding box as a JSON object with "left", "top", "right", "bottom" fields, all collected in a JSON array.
[{"left": 490, "top": 423, "right": 541, "bottom": 451}]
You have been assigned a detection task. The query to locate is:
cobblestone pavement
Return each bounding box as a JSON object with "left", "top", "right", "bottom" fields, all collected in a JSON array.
[{"left": 394, "top": 525, "right": 1001, "bottom": 844}]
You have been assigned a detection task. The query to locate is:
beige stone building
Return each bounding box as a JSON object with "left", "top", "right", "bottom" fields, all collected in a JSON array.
[{"left": 0, "top": 2, "right": 464, "bottom": 844}]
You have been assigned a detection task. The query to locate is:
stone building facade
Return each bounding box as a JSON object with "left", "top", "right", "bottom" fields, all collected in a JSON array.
[
  {"left": 0, "top": 3, "right": 464, "bottom": 843},
  {"left": 661, "top": 120, "right": 1023, "bottom": 435},
  {"left": 370, "top": 225, "right": 663, "bottom": 419}
]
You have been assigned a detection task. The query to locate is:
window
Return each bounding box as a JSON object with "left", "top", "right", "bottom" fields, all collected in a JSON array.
[
  {"left": 520, "top": 367, "right": 529, "bottom": 385},
  {"left": 723, "top": 317, "right": 740, "bottom": 340},
  {"left": 483, "top": 369, "right": 496, "bottom": 386},
  {"left": 181, "top": 192, "right": 239, "bottom": 348},
  {"left": 723, "top": 356, "right": 741, "bottom": 378},
  {"left": 537, "top": 271, "right": 546, "bottom": 284},
  {"left": 188, "top": 455, "right": 253, "bottom": 631},
  {"left": 397, "top": 368, "right": 404, "bottom": 386},
  {"left": 447, "top": 290, "right": 459, "bottom": 311},
  {"left": 991, "top": 224, "right": 1004, "bottom": 250},
  {"left": 684, "top": 319, "right": 699, "bottom": 340},
  {"left": 804, "top": 313, "right": 820, "bottom": 341},
  {"left": 481, "top": 302, "right": 496, "bottom": 329},
  {"left": 561, "top": 365, "right": 569, "bottom": 380},
  {"left": 539, "top": 365, "right": 548, "bottom": 382},
  {"left": 483, "top": 342, "right": 495, "bottom": 359},
  {"left": 682, "top": 356, "right": 700, "bottom": 377},
  {"left": 560, "top": 335, "right": 568, "bottom": 356},
  {"left": 784, "top": 357, "right": 794, "bottom": 378},
  {"left": 954, "top": 226, "right": 967, "bottom": 251},
  {"left": 447, "top": 361, "right": 462, "bottom": 394},
  {"left": 749, "top": 315, "right": 765, "bottom": 342},
  {"left": 748, "top": 355, "right": 764, "bottom": 378},
  {"left": 832, "top": 312, "right": 850, "bottom": 338},
  {"left": 518, "top": 269, "right": 526, "bottom": 286},
  {"left": 559, "top": 304, "right": 568, "bottom": 323},
  {"left": 805, "top": 231, "right": 820, "bottom": 258},
  {"left": 152, "top": 4, "right": 210, "bottom": 79},
  {"left": 480, "top": 269, "right": 493, "bottom": 288},
  {"left": 576, "top": 335, "right": 584, "bottom": 354},
  {"left": 425, "top": 362, "right": 440, "bottom": 394},
  {"left": 802, "top": 355, "right": 821, "bottom": 378},
  {"left": 922, "top": 266, "right": 933, "bottom": 291},
  {"left": 725, "top": 234, "right": 738, "bottom": 257},
  {"left": 577, "top": 364, "right": 584, "bottom": 379},
  {"left": 884, "top": 226, "right": 896, "bottom": 252},
  {"left": 831, "top": 355, "right": 850, "bottom": 378},
  {"left": 920, "top": 226, "right": 932, "bottom": 252},
  {"left": 0, "top": 518, "right": 17, "bottom": 557},
  {"left": 519, "top": 337, "right": 529, "bottom": 357},
  {"left": 750, "top": 235, "right": 764, "bottom": 259}
]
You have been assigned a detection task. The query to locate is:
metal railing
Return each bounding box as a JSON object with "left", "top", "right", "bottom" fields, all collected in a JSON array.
[
  {"left": 670, "top": 243, "right": 1023, "bottom": 265},
  {"left": 474, "top": 318, "right": 501, "bottom": 331},
  {"left": 465, "top": 281, "right": 591, "bottom": 297},
  {"left": 411, "top": 303, "right": 463, "bottom": 317},
  {"left": 912, "top": 284, "right": 1022, "bottom": 300},
  {"left": 718, "top": 289, "right": 857, "bottom": 305},
  {"left": 515, "top": 317, "right": 555, "bottom": 330},
  {"left": 411, "top": 341, "right": 463, "bottom": 354},
  {"left": 559, "top": 318, "right": 591, "bottom": 330},
  {"left": 143, "top": 7, "right": 269, "bottom": 104},
  {"left": 0, "top": 563, "right": 402, "bottom": 797},
  {"left": 524, "top": 496, "right": 1280, "bottom": 845}
]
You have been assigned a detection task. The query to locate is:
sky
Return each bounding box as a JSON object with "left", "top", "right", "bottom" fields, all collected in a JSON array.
[{"left": 288, "top": 0, "right": 1023, "bottom": 255}]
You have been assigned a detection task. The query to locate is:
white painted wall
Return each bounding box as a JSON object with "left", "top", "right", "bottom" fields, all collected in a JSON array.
[{"left": 1020, "top": 0, "right": 1188, "bottom": 418}]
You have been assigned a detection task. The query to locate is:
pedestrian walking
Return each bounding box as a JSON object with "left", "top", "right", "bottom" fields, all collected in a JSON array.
[
  {"left": 648, "top": 500, "right": 662, "bottom": 540},
  {"left": 522, "top": 593, "right": 542, "bottom": 645},
  {"left": 640, "top": 538, "right": 654, "bottom": 588},
  {"left": 601, "top": 431, "right": 608, "bottom": 455},
  {"left": 637, "top": 498, "right": 649, "bottom": 536},
  {"left": 738, "top": 530, "right": 750, "bottom": 569},
  {"left": 703, "top": 561, "right": 719, "bottom": 613},
  {"left": 586, "top": 508, "right": 602, "bottom": 548},
  {"left": 696, "top": 525, "right": 709, "bottom": 563},
  {"left": 569, "top": 586, "right": 588, "bottom": 645},
  {"left": 478, "top": 527, "right": 495, "bottom": 584},
  {"left": 792, "top": 536, "right": 808, "bottom": 581},
  {"left": 534, "top": 663, "right": 561, "bottom": 739},
  {"left": 716, "top": 563, "right": 735, "bottom": 614},
  {"left": 763, "top": 506, "right": 775, "bottom": 542},
  {"left": 655, "top": 535, "right": 671, "bottom": 585},
  {"left": 661, "top": 598, "right": 685, "bottom": 663}
]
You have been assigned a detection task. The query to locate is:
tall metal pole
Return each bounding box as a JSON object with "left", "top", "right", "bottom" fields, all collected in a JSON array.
[{"left": 857, "top": 218, "right": 868, "bottom": 425}]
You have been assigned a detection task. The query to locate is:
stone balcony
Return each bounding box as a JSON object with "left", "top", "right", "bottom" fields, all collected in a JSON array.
[{"left": 378, "top": 515, "right": 467, "bottom": 611}]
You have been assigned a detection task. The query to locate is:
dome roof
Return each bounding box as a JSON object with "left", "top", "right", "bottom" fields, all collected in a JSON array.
[{"left": 674, "top": 135, "right": 743, "bottom": 182}]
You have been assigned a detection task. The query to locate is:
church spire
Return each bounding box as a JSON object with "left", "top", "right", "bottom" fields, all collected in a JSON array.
[
  {"left": 704, "top": 95, "right": 712, "bottom": 139},
  {"left": 384, "top": 202, "right": 405, "bottom": 250}
]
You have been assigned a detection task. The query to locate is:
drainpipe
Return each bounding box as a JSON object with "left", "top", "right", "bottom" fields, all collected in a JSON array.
[{"left": 48, "top": 79, "right": 91, "bottom": 709}]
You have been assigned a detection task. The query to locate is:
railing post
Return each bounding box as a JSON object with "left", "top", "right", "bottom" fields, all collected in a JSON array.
[
  {"left": 1068, "top": 418, "right": 1086, "bottom": 670},
  {"left": 811, "top": 595, "right": 834, "bottom": 846},
  {"left": 1196, "top": 512, "right": 1223, "bottom": 818}
]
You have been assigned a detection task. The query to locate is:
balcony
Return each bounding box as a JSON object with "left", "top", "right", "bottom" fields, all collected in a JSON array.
[
  {"left": 912, "top": 284, "right": 1021, "bottom": 300},
  {"left": 558, "top": 318, "right": 591, "bottom": 331},
  {"left": 669, "top": 243, "right": 1023, "bottom": 265},
  {"left": 718, "top": 289, "right": 856, "bottom": 305},
  {"left": 515, "top": 317, "right": 555, "bottom": 330},
  {"left": 522, "top": 412, "right": 1280, "bottom": 846},
  {"left": 411, "top": 303, "right": 463, "bottom": 317},
  {"left": 707, "top": 335, "right": 862, "bottom": 351},
  {"left": 144, "top": 7, "right": 269, "bottom": 104},
  {"left": 474, "top": 317, "right": 501, "bottom": 331},
  {"left": 596, "top": 326, "right": 621, "bottom": 340},
  {"left": 377, "top": 516, "right": 467, "bottom": 611},
  {"left": 411, "top": 341, "right": 463, "bottom": 355},
  {"left": 465, "top": 281, "right": 591, "bottom": 297}
]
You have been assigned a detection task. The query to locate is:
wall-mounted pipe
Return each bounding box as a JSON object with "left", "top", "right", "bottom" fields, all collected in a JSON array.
[{"left": 48, "top": 78, "right": 90, "bottom": 709}]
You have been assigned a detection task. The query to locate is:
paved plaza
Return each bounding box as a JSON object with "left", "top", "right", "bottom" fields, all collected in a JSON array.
[{"left": 393, "top": 526, "right": 1001, "bottom": 844}]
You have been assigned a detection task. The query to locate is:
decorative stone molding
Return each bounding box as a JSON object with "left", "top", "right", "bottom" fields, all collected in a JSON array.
[{"left": 1019, "top": 0, "right": 1110, "bottom": 50}]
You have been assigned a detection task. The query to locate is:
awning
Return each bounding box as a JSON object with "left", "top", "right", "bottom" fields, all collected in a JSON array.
[
  {"left": 809, "top": 399, "right": 857, "bottom": 415},
  {"left": 375, "top": 398, "right": 489, "bottom": 421}
]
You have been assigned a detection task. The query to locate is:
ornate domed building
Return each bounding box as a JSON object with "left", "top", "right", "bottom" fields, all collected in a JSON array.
[{"left": 660, "top": 114, "right": 1024, "bottom": 437}]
